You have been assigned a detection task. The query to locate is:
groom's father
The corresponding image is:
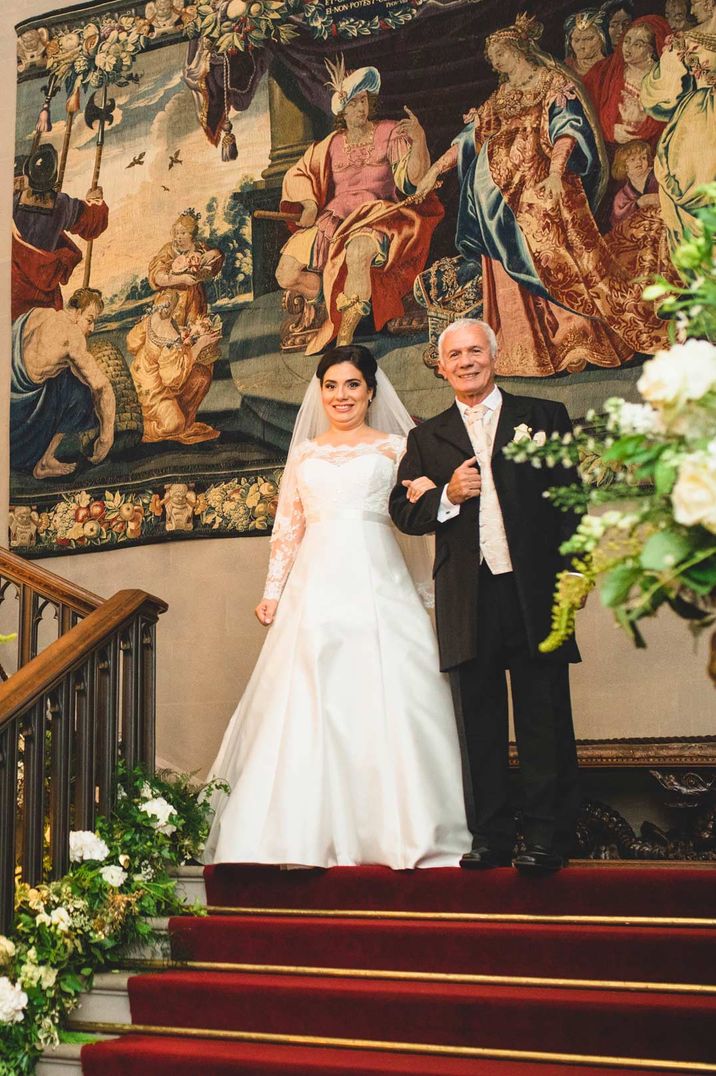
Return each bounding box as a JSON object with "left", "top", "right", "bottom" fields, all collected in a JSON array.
[{"left": 390, "top": 319, "right": 581, "bottom": 872}]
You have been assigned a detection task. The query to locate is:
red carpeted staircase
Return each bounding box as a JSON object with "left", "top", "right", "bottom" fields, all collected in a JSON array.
[{"left": 79, "top": 864, "right": 716, "bottom": 1075}]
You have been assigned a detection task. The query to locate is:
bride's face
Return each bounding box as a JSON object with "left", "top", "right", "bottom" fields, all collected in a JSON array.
[{"left": 320, "top": 362, "right": 372, "bottom": 430}]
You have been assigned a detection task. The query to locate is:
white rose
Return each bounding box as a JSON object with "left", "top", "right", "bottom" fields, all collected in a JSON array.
[
  {"left": 672, "top": 453, "right": 716, "bottom": 534},
  {"left": 69, "top": 831, "right": 109, "bottom": 863},
  {"left": 0, "top": 937, "right": 16, "bottom": 965},
  {"left": 533, "top": 430, "right": 547, "bottom": 446},
  {"left": 100, "top": 864, "right": 128, "bottom": 888},
  {"left": 0, "top": 977, "right": 28, "bottom": 1024},
  {"left": 638, "top": 340, "right": 716, "bottom": 406},
  {"left": 139, "top": 796, "right": 177, "bottom": 836},
  {"left": 118, "top": 853, "right": 131, "bottom": 868},
  {"left": 512, "top": 423, "right": 533, "bottom": 443},
  {"left": 19, "top": 959, "right": 56, "bottom": 991},
  {"left": 140, "top": 782, "right": 154, "bottom": 800},
  {"left": 50, "top": 907, "right": 71, "bottom": 933}
]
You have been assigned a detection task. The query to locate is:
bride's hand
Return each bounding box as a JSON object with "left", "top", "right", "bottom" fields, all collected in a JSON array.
[
  {"left": 402, "top": 476, "right": 437, "bottom": 503},
  {"left": 255, "top": 598, "right": 278, "bottom": 626}
]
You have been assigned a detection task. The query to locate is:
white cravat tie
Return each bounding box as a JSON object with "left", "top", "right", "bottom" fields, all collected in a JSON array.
[
  {"left": 462, "top": 403, "right": 513, "bottom": 575},
  {"left": 464, "top": 403, "right": 490, "bottom": 461}
]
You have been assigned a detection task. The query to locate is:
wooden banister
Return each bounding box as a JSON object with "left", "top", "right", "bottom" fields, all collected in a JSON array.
[
  {"left": 0, "top": 547, "right": 104, "bottom": 617},
  {"left": 0, "top": 550, "right": 168, "bottom": 933},
  {"left": 0, "top": 589, "right": 168, "bottom": 725}
]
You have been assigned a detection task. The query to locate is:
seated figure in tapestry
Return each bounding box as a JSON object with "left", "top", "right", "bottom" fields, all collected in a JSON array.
[
  {"left": 128, "top": 288, "right": 223, "bottom": 445},
  {"left": 274, "top": 59, "right": 443, "bottom": 355},
  {"left": 641, "top": 0, "right": 716, "bottom": 253},
  {"left": 12, "top": 143, "right": 109, "bottom": 323},
  {"left": 563, "top": 9, "right": 609, "bottom": 78},
  {"left": 414, "top": 14, "right": 668, "bottom": 379},
  {"left": 10, "top": 288, "right": 115, "bottom": 479}
]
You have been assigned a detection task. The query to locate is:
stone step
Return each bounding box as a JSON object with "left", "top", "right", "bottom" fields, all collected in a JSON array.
[
  {"left": 170, "top": 865, "right": 206, "bottom": 906},
  {"left": 69, "top": 972, "right": 132, "bottom": 1026},
  {"left": 38, "top": 1036, "right": 117, "bottom": 1075}
]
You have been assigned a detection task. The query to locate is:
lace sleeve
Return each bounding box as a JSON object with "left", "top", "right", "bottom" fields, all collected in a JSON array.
[{"left": 263, "top": 447, "right": 306, "bottom": 601}]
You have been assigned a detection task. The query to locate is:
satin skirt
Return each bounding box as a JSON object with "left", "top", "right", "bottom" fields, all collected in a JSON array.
[{"left": 204, "top": 515, "right": 471, "bottom": 868}]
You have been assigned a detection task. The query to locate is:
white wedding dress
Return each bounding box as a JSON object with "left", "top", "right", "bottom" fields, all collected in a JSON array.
[{"left": 204, "top": 435, "right": 470, "bottom": 867}]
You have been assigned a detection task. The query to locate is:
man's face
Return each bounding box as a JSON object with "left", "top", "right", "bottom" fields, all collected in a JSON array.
[
  {"left": 75, "top": 302, "right": 101, "bottom": 337},
  {"left": 665, "top": 0, "right": 689, "bottom": 28},
  {"left": 342, "top": 92, "right": 370, "bottom": 129},
  {"left": 438, "top": 323, "right": 496, "bottom": 403}
]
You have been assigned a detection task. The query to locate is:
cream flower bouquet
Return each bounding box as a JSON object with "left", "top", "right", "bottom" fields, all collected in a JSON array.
[{"left": 503, "top": 185, "right": 716, "bottom": 676}]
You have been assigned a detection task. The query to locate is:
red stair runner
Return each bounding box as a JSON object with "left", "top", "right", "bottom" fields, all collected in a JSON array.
[{"left": 81, "top": 864, "right": 716, "bottom": 1075}]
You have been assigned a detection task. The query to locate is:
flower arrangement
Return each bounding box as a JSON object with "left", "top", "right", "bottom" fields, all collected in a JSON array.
[
  {"left": 0, "top": 765, "right": 228, "bottom": 1075},
  {"left": 503, "top": 186, "right": 716, "bottom": 667}
]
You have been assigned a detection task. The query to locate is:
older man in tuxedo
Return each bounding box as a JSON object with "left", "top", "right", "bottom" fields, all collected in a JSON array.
[{"left": 390, "top": 319, "right": 581, "bottom": 872}]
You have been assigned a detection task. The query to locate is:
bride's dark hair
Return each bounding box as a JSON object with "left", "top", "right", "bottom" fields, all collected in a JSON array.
[{"left": 316, "top": 344, "right": 378, "bottom": 396}]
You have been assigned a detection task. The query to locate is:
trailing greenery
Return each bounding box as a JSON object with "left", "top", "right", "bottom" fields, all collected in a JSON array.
[{"left": 0, "top": 765, "right": 228, "bottom": 1075}]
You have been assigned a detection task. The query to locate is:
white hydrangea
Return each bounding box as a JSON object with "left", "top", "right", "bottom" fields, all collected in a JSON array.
[
  {"left": 69, "top": 831, "right": 109, "bottom": 863},
  {"left": 139, "top": 796, "right": 177, "bottom": 836},
  {"left": 672, "top": 452, "right": 716, "bottom": 534},
  {"left": 0, "top": 937, "right": 16, "bottom": 966},
  {"left": 0, "top": 977, "right": 28, "bottom": 1024},
  {"left": 100, "top": 864, "right": 128, "bottom": 888},
  {"left": 606, "top": 398, "right": 662, "bottom": 435},
  {"left": 19, "top": 955, "right": 57, "bottom": 992},
  {"left": 638, "top": 339, "right": 716, "bottom": 407}
]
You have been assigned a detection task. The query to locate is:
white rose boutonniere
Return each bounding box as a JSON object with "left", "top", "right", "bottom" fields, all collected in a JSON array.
[
  {"left": 513, "top": 424, "right": 547, "bottom": 446},
  {"left": 100, "top": 864, "right": 128, "bottom": 888}
]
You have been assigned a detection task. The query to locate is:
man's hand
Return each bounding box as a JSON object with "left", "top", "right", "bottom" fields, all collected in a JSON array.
[
  {"left": 395, "top": 106, "right": 425, "bottom": 143},
  {"left": 255, "top": 598, "right": 278, "bottom": 626},
  {"left": 299, "top": 200, "right": 318, "bottom": 228},
  {"left": 402, "top": 475, "right": 437, "bottom": 503},
  {"left": 89, "top": 432, "right": 113, "bottom": 465},
  {"left": 86, "top": 186, "right": 104, "bottom": 203},
  {"left": 446, "top": 457, "right": 481, "bottom": 504}
]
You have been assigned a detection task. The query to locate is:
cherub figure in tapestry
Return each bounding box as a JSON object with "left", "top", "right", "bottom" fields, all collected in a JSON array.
[
  {"left": 274, "top": 58, "right": 443, "bottom": 355},
  {"left": 414, "top": 14, "right": 668, "bottom": 377},
  {"left": 641, "top": 0, "right": 716, "bottom": 252}
]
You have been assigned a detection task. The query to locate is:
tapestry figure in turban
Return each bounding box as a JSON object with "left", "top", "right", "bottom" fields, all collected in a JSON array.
[{"left": 275, "top": 58, "right": 443, "bottom": 355}]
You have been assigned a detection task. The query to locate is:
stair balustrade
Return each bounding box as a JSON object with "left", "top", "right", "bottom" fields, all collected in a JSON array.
[{"left": 0, "top": 548, "right": 167, "bottom": 934}]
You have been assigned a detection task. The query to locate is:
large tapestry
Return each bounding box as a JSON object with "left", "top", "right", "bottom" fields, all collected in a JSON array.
[{"left": 9, "top": 0, "right": 715, "bottom": 556}]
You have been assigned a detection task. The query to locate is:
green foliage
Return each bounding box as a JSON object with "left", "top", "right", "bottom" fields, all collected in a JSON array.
[{"left": 0, "top": 765, "right": 228, "bottom": 1074}]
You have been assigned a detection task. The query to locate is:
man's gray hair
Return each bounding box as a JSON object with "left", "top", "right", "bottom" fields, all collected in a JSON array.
[{"left": 438, "top": 318, "right": 498, "bottom": 360}]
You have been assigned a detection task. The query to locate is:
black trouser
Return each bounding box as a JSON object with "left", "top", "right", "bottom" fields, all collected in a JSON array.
[{"left": 450, "top": 563, "right": 579, "bottom": 856}]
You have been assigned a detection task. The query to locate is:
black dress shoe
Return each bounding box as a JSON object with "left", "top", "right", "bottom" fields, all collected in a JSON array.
[
  {"left": 512, "top": 845, "right": 564, "bottom": 873},
  {"left": 460, "top": 846, "right": 513, "bottom": 869}
]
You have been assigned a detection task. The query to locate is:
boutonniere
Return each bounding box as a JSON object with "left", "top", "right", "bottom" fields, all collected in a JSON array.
[{"left": 513, "top": 423, "right": 547, "bottom": 445}]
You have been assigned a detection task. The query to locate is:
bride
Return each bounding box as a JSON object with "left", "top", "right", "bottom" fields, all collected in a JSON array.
[{"left": 203, "top": 344, "right": 470, "bottom": 867}]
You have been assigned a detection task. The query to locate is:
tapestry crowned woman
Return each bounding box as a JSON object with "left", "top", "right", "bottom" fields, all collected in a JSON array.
[
  {"left": 147, "top": 209, "right": 224, "bottom": 328},
  {"left": 415, "top": 14, "right": 668, "bottom": 377}
]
